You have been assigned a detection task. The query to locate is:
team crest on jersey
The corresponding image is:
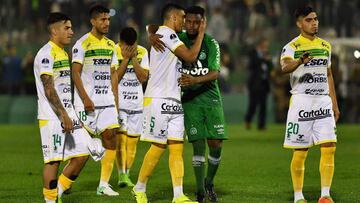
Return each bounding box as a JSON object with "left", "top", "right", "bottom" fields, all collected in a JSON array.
[
  {"left": 73, "top": 48, "right": 78, "bottom": 53},
  {"left": 190, "top": 127, "right": 197, "bottom": 135},
  {"left": 199, "top": 51, "right": 206, "bottom": 60},
  {"left": 41, "top": 58, "right": 50, "bottom": 64}
]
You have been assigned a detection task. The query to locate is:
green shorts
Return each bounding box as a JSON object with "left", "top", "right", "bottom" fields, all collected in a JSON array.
[{"left": 183, "top": 103, "right": 227, "bottom": 142}]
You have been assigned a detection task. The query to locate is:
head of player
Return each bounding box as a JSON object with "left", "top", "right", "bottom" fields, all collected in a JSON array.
[
  {"left": 47, "top": 12, "right": 73, "bottom": 48},
  {"left": 184, "top": 6, "right": 205, "bottom": 39},
  {"left": 161, "top": 3, "right": 185, "bottom": 32},
  {"left": 295, "top": 6, "right": 318, "bottom": 37},
  {"left": 89, "top": 4, "right": 110, "bottom": 36},
  {"left": 119, "top": 27, "right": 137, "bottom": 46}
]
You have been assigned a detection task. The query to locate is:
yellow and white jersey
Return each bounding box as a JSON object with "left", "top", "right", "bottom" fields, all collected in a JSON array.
[
  {"left": 144, "top": 26, "right": 184, "bottom": 100},
  {"left": 72, "top": 32, "right": 118, "bottom": 107},
  {"left": 116, "top": 44, "right": 149, "bottom": 111},
  {"left": 34, "top": 41, "right": 76, "bottom": 120},
  {"left": 281, "top": 35, "right": 331, "bottom": 96}
]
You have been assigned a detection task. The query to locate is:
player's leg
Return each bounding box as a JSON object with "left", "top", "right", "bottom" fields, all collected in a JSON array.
[
  {"left": 291, "top": 148, "right": 309, "bottom": 203},
  {"left": 205, "top": 139, "right": 223, "bottom": 202},
  {"left": 43, "top": 161, "right": 60, "bottom": 203},
  {"left": 318, "top": 143, "right": 336, "bottom": 203},
  {"left": 58, "top": 156, "right": 89, "bottom": 198},
  {"left": 116, "top": 132, "right": 127, "bottom": 187},
  {"left": 125, "top": 135, "right": 139, "bottom": 185},
  {"left": 191, "top": 139, "right": 206, "bottom": 202}
]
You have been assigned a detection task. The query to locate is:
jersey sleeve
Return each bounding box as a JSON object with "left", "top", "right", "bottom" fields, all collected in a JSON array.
[
  {"left": 111, "top": 48, "right": 119, "bottom": 70},
  {"left": 160, "top": 29, "right": 184, "bottom": 52},
  {"left": 280, "top": 44, "right": 295, "bottom": 60},
  {"left": 72, "top": 41, "right": 85, "bottom": 64},
  {"left": 327, "top": 45, "right": 332, "bottom": 69},
  {"left": 208, "top": 38, "right": 221, "bottom": 71},
  {"left": 140, "top": 48, "right": 150, "bottom": 70},
  {"left": 37, "top": 52, "right": 54, "bottom": 76}
]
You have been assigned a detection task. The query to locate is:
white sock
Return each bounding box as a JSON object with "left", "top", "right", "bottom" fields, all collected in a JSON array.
[
  {"left": 294, "top": 191, "right": 305, "bottom": 202},
  {"left": 321, "top": 187, "right": 330, "bottom": 197},
  {"left": 57, "top": 183, "right": 64, "bottom": 197},
  {"left": 134, "top": 182, "right": 146, "bottom": 192},
  {"left": 45, "top": 200, "right": 56, "bottom": 203},
  {"left": 99, "top": 180, "right": 108, "bottom": 187},
  {"left": 173, "top": 186, "right": 184, "bottom": 198},
  {"left": 126, "top": 169, "right": 130, "bottom": 174}
]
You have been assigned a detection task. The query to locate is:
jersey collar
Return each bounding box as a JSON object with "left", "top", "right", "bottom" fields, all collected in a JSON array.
[
  {"left": 49, "top": 40, "right": 64, "bottom": 51},
  {"left": 298, "top": 34, "right": 318, "bottom": 43}
]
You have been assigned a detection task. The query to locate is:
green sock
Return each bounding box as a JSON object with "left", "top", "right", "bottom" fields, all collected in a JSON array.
[
  {"left": 206, "top": 146, "right": 222, "bottom": 186},
  {"left": 192, "top": 139, "right": 206, "bottom": 194}
]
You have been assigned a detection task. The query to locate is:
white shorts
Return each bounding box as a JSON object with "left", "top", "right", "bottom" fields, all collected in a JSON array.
[
  {"left": 141, "top": 98, "right": 184, "bottom": 144},
  {"left": 283, "top": 94, "right": 337, "bottom": 149},
  {"left": 75, "top": 105, "right": 120, "bottom": 136},
  {"left": 39, "top": 119, "right": 90, "bottom": 164},
  {"left": 118, "top": 109, "right": 143, "bottom": 136}
]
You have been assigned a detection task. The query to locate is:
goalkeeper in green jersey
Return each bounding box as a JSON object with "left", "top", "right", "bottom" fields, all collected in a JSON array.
[{"left": 149, "top": 6, "right": 227, "bottom": 203}]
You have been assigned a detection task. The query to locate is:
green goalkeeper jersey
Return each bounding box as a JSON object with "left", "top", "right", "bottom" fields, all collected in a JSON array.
[{"left": 178, "top": 32, "right": 222, "bottom": 106}]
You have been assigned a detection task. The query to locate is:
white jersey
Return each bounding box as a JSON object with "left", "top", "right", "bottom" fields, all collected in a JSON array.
[
  {"left": 144, "top": 26, "right": 184, "bottom": 100},
  {"left": 34, "top": 41, "right": 76, "bottom": 120},
  {"left": 280, "top": 35, "right": 331, "bottom": 96},
  {"left": 116, "top": 44, "right": 149, "bottom": 111},
  {"left": 72, "top": 32, "right": 118, "bottom": 107}
]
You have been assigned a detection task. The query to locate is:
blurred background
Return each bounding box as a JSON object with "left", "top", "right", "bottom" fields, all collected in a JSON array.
[{"left": 1, "top": 0, "right": 360, "bottom": 126}]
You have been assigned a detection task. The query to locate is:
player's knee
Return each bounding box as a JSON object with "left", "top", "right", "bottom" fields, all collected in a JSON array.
[
  {"left": 207, "top": 139, "right": 222, "bottom": 148},
  {"left": 320, "top": 142, "right": 336, "bottom": 148},
  {"left": 152, "top": 142, "right": 167, "bottom": 149},
  {"left": 49, "top": 179, "right": 58, "bottom": 189},
  {"left": 69, "top": 175, "right": 78, "bottom": 181}
]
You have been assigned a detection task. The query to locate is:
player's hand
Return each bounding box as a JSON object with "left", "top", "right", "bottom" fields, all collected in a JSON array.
[
  {"left": 61, "top": 113, "right": 73, "bottom": 134},
  {"left": 333, "top": 108, "right": 340, "bottom": 123},
  {"left": 299, "top": 52, "right": 313, "bottom": 64},
  {"left": 198, "top": 17, "right": 207, "bottom": 34},
  {"left": 121, "top": 45, "right": 134, "bottom": 59},
  {"left": 83, "top": 97, "right": 95, "bottom": 113},
  {"left": 149, "top": 33, "right": 165, "bottom": 53},
  {"left": 131, "top": 43, "right": 138, "bottom": 59},
  {"left": 179, "top": 74, "right": 198, "bottom": 87}
]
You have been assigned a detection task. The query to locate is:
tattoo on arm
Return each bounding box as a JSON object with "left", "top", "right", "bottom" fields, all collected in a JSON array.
[{"left": 41, "top": 74, "right": 66, "bottom": 118}]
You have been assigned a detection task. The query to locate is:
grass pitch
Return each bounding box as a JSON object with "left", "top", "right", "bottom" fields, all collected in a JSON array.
[{"left": 0, "top": 124, "right": 359, "bottom": 203}]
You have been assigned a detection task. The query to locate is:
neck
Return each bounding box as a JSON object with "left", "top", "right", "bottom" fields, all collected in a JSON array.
[
  {"left": 50, "top": 38, "right": 64, "bottom": 49},
  {"left": 186, "top": 32, "right": 198, "bottom": 40},
  {"left": 163, "top": 20, "right": 175, "bottom": 31},
  {"left": 300, "top": 31, "right": 316, "bottom": 40},
  {"left": 91, "top": 28, "right": 104, "bottom": 40}
]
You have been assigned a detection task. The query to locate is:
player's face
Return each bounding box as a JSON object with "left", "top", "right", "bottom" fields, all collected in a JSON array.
[
  {"left": 174, "top": 10, "right": 185, "bottom": 32},
  {"left": 92, "top": 13, "right": 110, "bottom": 35},
  {"left": 297, "top": 12, "right": 318, "bottom": 35},
  {"left": 56, "top": 20, "right": 74, "bottom": 45},
  {"left": 185, "top": 13, "right": 202, "bottom": 35}
]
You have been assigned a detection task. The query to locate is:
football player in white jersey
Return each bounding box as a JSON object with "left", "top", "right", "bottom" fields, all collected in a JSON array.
[
  {"left": 115, "top": 27, "right": 149, "bottom": 187},
  {"left": 34, "top": 12, "right": 93, "bottom": 203},
  {"left": 71, "top": 5, "right": 120, "bottom": 196},
  {"left": 132, "top": 3, "right": 206, "bottom": 203}
]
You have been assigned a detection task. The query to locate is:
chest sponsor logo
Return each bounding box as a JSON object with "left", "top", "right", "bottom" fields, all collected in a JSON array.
[
  {"left": 59, "top": 70, "right": 71, "bottom": 77},
  {"left": 93, "top": 58, "right": 111, "bottom": 65},
  {"left": 94, "top": 71, "right": 110, "bottom": 80},
  {"left": 298, "top": 108, "right": 331, "bottom": 121},
  {"left": 161, "top": 103, "right": 183, "bottom": 114},
  {"left": 122, "top": 80, "right": 140, "bottom": 87},
  {"left": 299, "top": 73, "right": 327, "bottom": 84},
  {"left": 304, "top": 58, "right": 328, "bottom": 67},
  {"left": 180, "top": 60, "right": 209, "bottom": 76}
]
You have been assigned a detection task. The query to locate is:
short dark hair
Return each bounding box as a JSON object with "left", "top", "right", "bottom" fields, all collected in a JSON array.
[
  {"left": 120, "top": 27, "right": 137, "bottom": 45},
  {"left": 185, "top": 6, "right": 205, "bottom": 18},
  {"left": 161, "top": 3, "right": 184, "bottom": 20},
  {"left": 47, "top": 12, "right": 70, "bottom": 27},
  {"left": 294, "top": 6, "right": 314, "bottom": 19},
  {"left": 89, "top": 4, "right": 109, "bottom": 19}
]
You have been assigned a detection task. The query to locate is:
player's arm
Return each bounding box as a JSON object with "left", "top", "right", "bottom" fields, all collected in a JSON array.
[
  {"left": 147, "top": 24, "right": 165, "bottom": 52},
  {"left": 111, "top": 66, "right": 119, "bottom": 111},
  {"left": 179, "top": 71, "right": 218, "bottom": 87},
  {"left": 117, "top": 45, "right": 136, "bottom": 80},
  {"left": 41, "top": 74, "right": 73, "bottom": 133},
  {"left": 132, "top": 45, "right": 149, "bottom": 83},
  {"left": 72, "top": 62, "right": 95, "bottom": 112},
  {"left": 327, "top": 68, "right": 340, "bottom": 122},
  {"left": 174, "top": 19, "right": 207, "bottom": 63},
  {"left": 281, "top": 52, "right": 313, "bottom": 73}
]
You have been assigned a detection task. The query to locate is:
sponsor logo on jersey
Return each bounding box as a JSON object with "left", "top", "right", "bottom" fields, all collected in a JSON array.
[
  {"left": 298, "top": 108, "right": 331, "bottom": 121},
  {"left": 180, "top": 60, "right": 209, "bottom": 76},
  {"left": 161, "top": 102, "right": 183, "bottom": 114},
  {"left": 59, "top": 70, "right": 71, "bottom": 77},
  {"left": 122, "top": 80, "right": 140, "bottom": 87},
  {"left": 94, "top": 71, "right": 110, "bottom": 80},
  {"left": 304, "top": 58, "right": 328, "bottom": 67},
  {"left": 299, "top": 73, "right": 327, "bottom": 84},
  {"left": 41, "top": 58, "right": 50, "bottom": 64},
  {"left": 93, "top": 58, "right": 111, "bottom": 65},
  {"left": 305, "top": 88, "right": 326, "bottom": 95},
  {"left": 199, "top": 51, "right": 206, "bottom": 60}
]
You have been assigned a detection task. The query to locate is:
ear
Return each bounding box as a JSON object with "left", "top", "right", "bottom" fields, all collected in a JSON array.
[
  {"left": 296, "top": 20, "right": 301, "bottom": 29},
  {"left": 90, "top": 18, "right": 95, "bottom": 26}
]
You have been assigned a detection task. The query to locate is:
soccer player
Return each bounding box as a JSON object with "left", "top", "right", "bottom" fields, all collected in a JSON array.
[
  {"left": 115, "top": 27, "right": 149, "bottom": 187},
  {"left": 132, "top": 3, "right": 205, "bottom": 203},
  {"left": 34, "top": 12, "right": 90, "bottom": 202},
  {"left": 149, "top": 6, "right": 227, "bottom": 203},
  {"left": 280, "top": 6, "right": 340, "bottom": 203},
  {"left": 71, "top": 5, "right": 120, "bottom": 196}
]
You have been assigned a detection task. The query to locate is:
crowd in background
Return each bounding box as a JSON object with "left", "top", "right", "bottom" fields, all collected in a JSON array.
[{"left": 1, "top": 0, "right": 360, "bottom": 123}]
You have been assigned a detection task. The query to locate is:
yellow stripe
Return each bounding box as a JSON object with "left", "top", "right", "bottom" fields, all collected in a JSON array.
[
  {"left": 39, "top": 120, "right": 49, "bottom": 128},
  {"left": 171, "top": 42, "right": 184, "bottom": 52},
  {"left": 140, "top": 138, "right": 167, "bottom": 144},
  {"left": 280, "top": 56, "right": 294, "bottom": 61},
  {"left": 289, "top": 96, "right": 293, "bottom": 107},
  {"left": 63, "top": 153, "right": 89, "bottom": 162},
  {"left": 40, "top": 72, "right": 54, "bottom": 76},
  {"left": 83, "top": 125, "right": 96, "bottom": 136},
  {"left": 143, "top": 97, "right": 153, "bottom": 107},
  {"left": 97, "top": 124, "right": 120, "bottom": 135},
  {"left": 44, "top": 158, "right": 63, "bottom": 164},
  {"left": 167, "top": 138, "right": 184, "bottom": 142},
  {"left": 283, "top": 144, "right": 313, "bottom": 149},
  {"left": 315, "top": 139, "right": 337, "bottom": 145},
  {"left": 127, "top": 133, "right": 141, "bottom": 137},
  {"left": 72, "top": 60, "right": 83, "bottom": 65}
]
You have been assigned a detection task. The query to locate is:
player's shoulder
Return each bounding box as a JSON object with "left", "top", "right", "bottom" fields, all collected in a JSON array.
[
  {"left": 284, "top": 36, "right": 301, "bottom": 50},
  {"left": 103, "top": 36, "right": 116, "bottom": 47},
  {"left": 73, "top": 33, "right": 90, "bottom": 48},
  {"left": 35, "top": 42, "right": 53, "bottom": 60},
  {"left": 137, "top": 45, "right": 148, "bottom": 54},
  {"left": 158, "top": 26, "right": 177, "bottom": 36},
  {"left": 316, "top": 37, "right": 331, "bottom": 50}
]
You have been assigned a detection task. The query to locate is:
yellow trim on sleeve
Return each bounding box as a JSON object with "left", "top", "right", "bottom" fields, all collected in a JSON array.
[
  {"left": 289, "top": 96, "right": 293, "bottom": 107},
  {"left": 280, "top": 56, "right": 294, "bottom": 61},
  {"left": 72, "top": 60, "right": 83, "bottom": 65},
  {"left": 40, "top": 72, "right": 54, "bottom": 76},
  {"left": 39, "top": 120, "right": 49, "bottom": 128},
  {"left": 127, "top": 133, "right": 141, "bottom": 137},
  {"left": 171, "top": 42, "right": 184, "bottom": 52}
]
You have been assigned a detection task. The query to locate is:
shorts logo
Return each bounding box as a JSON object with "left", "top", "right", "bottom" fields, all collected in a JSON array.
[
  {"left": 298, "top": 108, "right": 331, "bottom": 121},
  {"left": 199, "top": 51, "right": 206, "bottom": 60},
  {"left": 41, "top": 58, "right": 50, "bottom": 64},
  {"left": 161, "top": 103, "right": 183, "bottom": 114},
  {"left": 190, "top": 127, "right": 197, "bottom": 135}
]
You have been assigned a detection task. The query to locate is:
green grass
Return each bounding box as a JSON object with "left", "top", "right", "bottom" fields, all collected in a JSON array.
[{"left": 0, "top": 124, "right": 359, "bottom": 203}]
